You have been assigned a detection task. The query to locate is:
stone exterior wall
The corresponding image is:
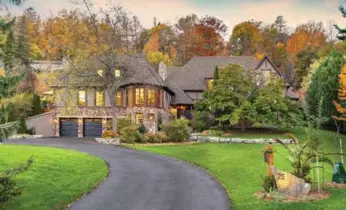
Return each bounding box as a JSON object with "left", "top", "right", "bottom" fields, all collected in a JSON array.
[{"left": 54, "top": 106, "right": 171, "bottom": 137}]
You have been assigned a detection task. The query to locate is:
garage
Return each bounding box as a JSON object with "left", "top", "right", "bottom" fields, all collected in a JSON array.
[
  {"left": 83, "top": 119, "right": 102, "bottom": 137},
  {"left": 60, "top": 118, "right": 78, "bottom": 137}
]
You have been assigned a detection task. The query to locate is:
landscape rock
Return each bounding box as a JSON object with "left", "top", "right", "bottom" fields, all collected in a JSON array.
[{"left": 271, "top": 166, "right": 310, "bottom": 197}]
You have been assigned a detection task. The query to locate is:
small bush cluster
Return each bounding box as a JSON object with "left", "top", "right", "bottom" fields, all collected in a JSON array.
[
  {"left": 191, "top": 111, "right": 213, "bottom": 132},
  {"left": 261, "top": 175, "right": 277, "bottom": 193},
  {"left": 101, "top": 130, "right": 118, "bottom": 138},
  {"left": 162, "top": 118, "right": 189, "bottom": 142},
  {"left": 210, "top": 129, "right": 224, "bottom": 137},
  {"left": 119, "top": 124, "right": 138, "bottom": 144},
  {"left": 143, "top": 131, "right": 168, "bottom": 143},
  {"left": 0, "top": 156, "right": 34, "bottom": 203}
]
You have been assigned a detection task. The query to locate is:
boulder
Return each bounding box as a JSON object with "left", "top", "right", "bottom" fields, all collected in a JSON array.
[{"left": 271, "top": 166, "right": 310, "bottom": 197}]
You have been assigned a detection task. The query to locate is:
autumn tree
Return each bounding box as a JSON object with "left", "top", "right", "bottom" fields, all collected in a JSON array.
[{"left": 229, "top": 21, "right": 260, "bottom": 56}]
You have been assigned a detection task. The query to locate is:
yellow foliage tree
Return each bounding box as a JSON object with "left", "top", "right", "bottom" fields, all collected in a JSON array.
[{"left": 334, "top": 64, "right": 346, "bottom": 119}]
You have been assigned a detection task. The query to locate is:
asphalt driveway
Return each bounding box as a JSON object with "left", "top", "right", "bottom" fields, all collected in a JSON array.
[{"left": 6, "top": 138, "right": 231, "bottom": 210}]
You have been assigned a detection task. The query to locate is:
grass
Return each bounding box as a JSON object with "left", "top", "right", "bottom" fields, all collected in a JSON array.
[
  {"left": 132, "top": 127, "right": 346, "bottom": 210},
  {"left": 0, "top": 145, "right": 108, "bottom": 210}
]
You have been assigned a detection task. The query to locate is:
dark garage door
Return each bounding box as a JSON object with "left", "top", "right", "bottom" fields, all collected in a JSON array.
[
  {"left": 60, "top": 118, "right": 78, "bottom": 137},
  {"left": 84, "top": 119, "right": 102, "bottom": 137}
]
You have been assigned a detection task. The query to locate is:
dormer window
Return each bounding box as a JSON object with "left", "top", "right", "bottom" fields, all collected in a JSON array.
[
  {"left": 115, "top": 69, "right": 121, "bottom": 78},
  {"left": 97, "top": 69, "right": 103, "bottom": 77}
]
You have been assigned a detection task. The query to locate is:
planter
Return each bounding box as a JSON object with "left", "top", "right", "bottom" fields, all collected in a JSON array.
[{"left": 95, "top": 137, "right": 120, "bottom": 145}]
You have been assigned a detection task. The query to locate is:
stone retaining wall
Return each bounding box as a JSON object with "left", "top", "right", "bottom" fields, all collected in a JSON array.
[{"left": 190, "top": 134, "right": 293, "bottom": 144}]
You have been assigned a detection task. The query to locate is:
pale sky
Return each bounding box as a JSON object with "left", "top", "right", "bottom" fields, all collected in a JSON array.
[{"left": 2, "top": 0, "right": 346, "bottom": 38}]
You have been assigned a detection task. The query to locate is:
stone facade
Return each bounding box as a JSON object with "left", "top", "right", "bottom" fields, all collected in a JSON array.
[{"left": 54, "top": 106, "right": 171, "bottom": 137}]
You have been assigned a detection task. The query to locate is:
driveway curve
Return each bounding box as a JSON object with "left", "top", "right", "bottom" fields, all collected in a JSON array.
[{"left": 6, "top": 138, "right": 231, "bottom": 210}]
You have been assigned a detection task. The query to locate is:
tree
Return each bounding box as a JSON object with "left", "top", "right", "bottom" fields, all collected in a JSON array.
[
  {"left": 213, "top": 65, "right": 219, "bottom": 86},
  {"left": 229, "top": 21, "right": 261, "bottom": 55},
  {"left": 301, "top": 57, "right": 325, "bottom": 92},
  {"left": 335, "top": 2, "right": 346, "bottom": 40},
  {"left": 253, "top": 78, "right": 301, "bottom": 127},
  {"left": 307, "top": 50, "right": 345, "bottom": 122},
  {"left": 273, "top": 16, "right": 287, "bottom": 34},
  {"left": 294, "top": 48, "right": 319, "bottom": 89},
  {"left": 32, "top": 94, "right": 41, "bottom": 115},
  {"left": 202, "top": 64, "right": 255, "bottom": 130},
  {"left": 230, "top": 100, "right": 257, "bottom": 132}
]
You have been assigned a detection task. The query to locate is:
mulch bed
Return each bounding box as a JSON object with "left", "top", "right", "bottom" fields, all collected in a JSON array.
[
  {"left": 325, "top": 182, "right": 346, "bottom": 189},
  {"left": 256, "top": 190, "right": 331, "bottom": 202}
]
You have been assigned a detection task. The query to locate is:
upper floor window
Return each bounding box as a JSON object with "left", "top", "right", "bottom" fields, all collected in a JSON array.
[
  {"left": 115, "top": 69, "right": 121, "bottom": 78},
  {"left": 97, "top": 69, "right": 103, "bottom": 77},
  {"left": 78, "top": 91, "right": 86, "bottom": 106},
  {"left": 96, "top": 91, "right": 104, "bottom": 106},
  {"left": 147, "top": 88, "right": 157, "bottom": 105},
  {"left": 206, "top": 79, "right": 213, "bottom": 90},
  {"left": 116, "top": 90, "right": 122, "bottom": 106},
  {"left": 135, "top": 88, "right": 145, "bottom": 105}
]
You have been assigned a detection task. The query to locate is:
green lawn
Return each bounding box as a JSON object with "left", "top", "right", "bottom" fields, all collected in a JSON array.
[
  {"left": 0, "top": 145, "right": 108, "bottom": 210},
  {"left": 133, "top": 127, "right": 346, "bottom": 210}
]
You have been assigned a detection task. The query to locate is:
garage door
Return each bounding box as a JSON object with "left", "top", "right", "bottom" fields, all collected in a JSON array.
[
  {"left": 60, "top": 118, "right": 78, "bottom": 137},
  {"left": 84, "top": 119, "right": 102, "bottom": 137}
]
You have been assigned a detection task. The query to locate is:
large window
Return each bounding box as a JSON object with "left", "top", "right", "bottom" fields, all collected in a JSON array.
[
  {"left": 78, "top": 91, "right": 86, "bottom": 106},
  {"left": 116, "top": 90, "right": 122, "bottom": 106},
  {"left": 135, "top": 113, "right": 143, "bottom": 125},
  {"left": 147, "top": 88, "right": 157, "bottom": 105},
  {"left": 96, "top": 91, "right": 104, "bottom": 106},
  {"left": 135, "top": 88, "right": 145, "bottom": 105}
]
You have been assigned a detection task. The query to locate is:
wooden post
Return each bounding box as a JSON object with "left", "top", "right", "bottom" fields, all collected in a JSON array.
[{"left": 265, "top": 145, "right": 274, "bottom": 176}]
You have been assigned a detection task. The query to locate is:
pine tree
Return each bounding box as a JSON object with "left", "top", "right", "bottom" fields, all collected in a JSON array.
[
  {"left": 3, "top": 29, "right": 15, "bottom": 74},
  {"left": 0, "top": 105, "right": 6, "bottom": 124},
  {"left": 335, "top": 3, "right": 346, "bottom": 40},
  {"left": 213, "top": 65, "right": 219, "bottom": 86},
  {"left": 32, "top": 94, "right": 41, "bottom": 115}
]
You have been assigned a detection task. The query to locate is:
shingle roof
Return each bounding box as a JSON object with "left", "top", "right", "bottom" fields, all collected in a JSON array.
[{"left": 167, "top": 56, "right": 259, "bottom": 91}]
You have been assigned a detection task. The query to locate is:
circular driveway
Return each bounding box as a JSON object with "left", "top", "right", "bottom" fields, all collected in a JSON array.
[{"left": 6, "top": 138, "right": 231, "bottom": 210}]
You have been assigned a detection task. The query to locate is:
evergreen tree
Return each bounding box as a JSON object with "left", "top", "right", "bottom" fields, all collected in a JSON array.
[
  {"left": 32, "top": 94, "right": 41, "bottom": 115},
  {"left": 335, "top": 3, "right": 346, "bottom": 40},
  {"left": 0, "top": 105, "right": 5, "bottom": 124},
  {"left": 17, "top": 116, "right": 27, "bottom": 134},
  {"left": 213, "top": 65, "right": 219, "bottom": 86},
  {"left": 295, "top": 48, "right": 319, "bottom": 89},
  {"left": 3, "top": 29, "right": 15, "bottom": 74},
  {"left": 307, "top": 50, "right": 346, "bottom": 122}
]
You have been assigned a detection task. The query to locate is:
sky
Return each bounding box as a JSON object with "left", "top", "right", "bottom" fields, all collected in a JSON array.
[{"left": 2, "top": 0, "right": 346, "bottom": 38}]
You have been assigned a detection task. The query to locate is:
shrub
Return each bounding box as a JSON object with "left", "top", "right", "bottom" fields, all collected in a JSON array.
[
  {"left": 0, "top": 156, "right": 34, "bottom": 203},
  {"left": 119, "top": 125, "right": 137, "bottom": 144},
  {"left": 137, "top": 124, "right": 148, "bottom": 134},
  {"left": 1, "top": 93, "right": 34, "bottom": 119},
  {"left": 162, "top": 118, "right": 189, "bottom": 142},
  {"left": 145, "top": 133, "right": 159, "bottom": 143},
  {"left": 201, "top": 130, "right": 210, "bottom": 136},
  {"left": 210, "top": 129, "right": 224, "bottom": 137},
  {"left": 261, "top": 175, "right": 277, "bottom": 193},
  {"left": 102, "top": 130, "right": 118, "bottom": 138},
  {"left": 117, "top": 118, "right": 133, "bottom": 131},
  {"left": 17, "top": 117, "right": 28, "bottom": 134},
  {"left": 135, "top": 132, "right": 148, "bottom": 143},
  {"left": 191, "top": 111, "right": 212, "bottom": 132},
  {"left": 6, "top": 103, "right": 16, "bottom": 123},
  {"left": 155, "top": 131, "right": 168, "bottom": 143}
]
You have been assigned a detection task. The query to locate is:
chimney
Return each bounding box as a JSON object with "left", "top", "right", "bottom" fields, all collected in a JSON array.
[{"left": 158, "top": 62, "right": 167, "bottom": 81}]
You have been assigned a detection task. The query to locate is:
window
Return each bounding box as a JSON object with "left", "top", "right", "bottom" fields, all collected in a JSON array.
[
  {"left": 206, "top": 79, "right": 213, "bottom": 90},
  {"left": 127, "top": 88, "right": 133, "bottom": 107},
  {"left": 135, "top": 88, "right": 145, "bottom": 105},
  {"left": 97, "top": 69, "right": 103, "bottom": 77},
  {"left": 115, "top": 69, "right": 121, "bottom": 78},
  {"left": 116, "top": 90, "right": 122, "bottom": 106},
  {"left": 148, "top": 113, "right": 155, "bottom": 120},
  {"left": 135, "top": 113, "right": 143, "bottom": 125},
  {"left": 78, "top": 91, "right": 86, "bottom": 106},
  {"left": 95, "top": 91, "right": 104, "bottom": 106},
  {"left": 147, "top": 88, "right": 157, "bottom": 105}
]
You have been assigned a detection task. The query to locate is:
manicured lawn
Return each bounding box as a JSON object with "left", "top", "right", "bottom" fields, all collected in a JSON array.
[
  {"left": 0, "top": 145, "right": 108, "bottom": 210},
  {"left": 132, "top": 127, "right": 346, "bottom": 210}
]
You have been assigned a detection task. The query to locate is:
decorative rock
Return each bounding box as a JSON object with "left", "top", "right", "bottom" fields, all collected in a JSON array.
[
  {"left": 95, "top": 138, "right": 120, "bottom": 145},
  {"left": 271, "top": 166, "right": 310, "bottom": 197}
]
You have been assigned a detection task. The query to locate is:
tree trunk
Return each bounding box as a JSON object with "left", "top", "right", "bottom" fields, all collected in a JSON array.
[
  {"left": 107, "top": 88, "right": 117, "bottom": 134},
  {"left": 241, "top": 122, "right": 246, "bottom": 132}
]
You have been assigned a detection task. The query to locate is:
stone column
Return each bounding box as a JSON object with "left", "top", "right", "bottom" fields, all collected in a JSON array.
[
  {"left": 54, "top": 117, "right": 60, "bottom": 137},
  {"left": 78, "top": 118, "right": 83, "bottom": 137},
  {"left": 102, "top": 118, "right": 107, "bottom": 133}
]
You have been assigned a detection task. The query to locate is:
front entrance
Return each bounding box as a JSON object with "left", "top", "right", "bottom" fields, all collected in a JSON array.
[
  {"left": 60, "top": 118, "right": 78, "bottom": 137},
  {"left": 83, "top": 118, "right": 102, "bottom": 137},
  {"left": 173, "top": 106, "right": 193, "bottom": 119}
]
